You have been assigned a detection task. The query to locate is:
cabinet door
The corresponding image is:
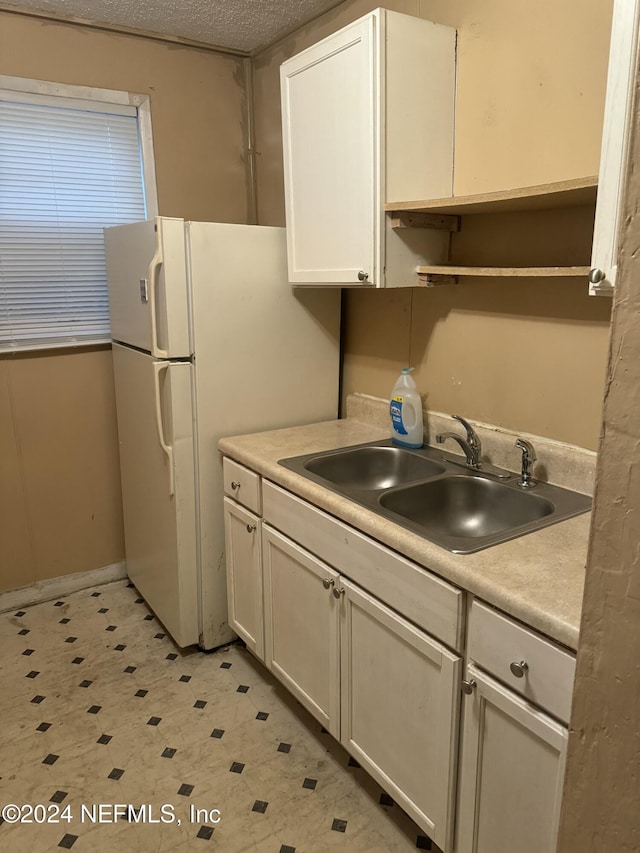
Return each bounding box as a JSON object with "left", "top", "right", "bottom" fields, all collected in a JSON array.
[
  {"left": 456, "top": 663, "right": 568, "bottom": 853},
  {"left": 590, "top": 0, "right": 640, "bottom": 295},
  {"left": 223, "top": 497, "right": 263, "bottom": 659},
  {"left": 262, "top": 525, "right": 341, "bottom": 737},
  {"left": 280, "top": 14, "right": 377, "bottom": 285},
  {"left": 340, "top": 578, "right": 462, "bottom": 852}
]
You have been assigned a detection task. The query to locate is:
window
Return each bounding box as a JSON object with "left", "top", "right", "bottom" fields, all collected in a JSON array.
[{"left": 0, "top": 77, "right": 157, "bottom": 352}]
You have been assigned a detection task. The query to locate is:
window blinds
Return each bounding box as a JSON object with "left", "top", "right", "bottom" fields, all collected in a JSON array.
[{"left": 0, "top": 97, "right": 146, "bottom": 351}]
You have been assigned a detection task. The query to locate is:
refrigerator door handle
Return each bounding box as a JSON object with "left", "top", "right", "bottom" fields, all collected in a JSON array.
[
  {"left": 149, "top": 243, "right": 169, "bottom": 359},
  {"left": 152, "top": 361, "right": 175, "bottom": 496}
]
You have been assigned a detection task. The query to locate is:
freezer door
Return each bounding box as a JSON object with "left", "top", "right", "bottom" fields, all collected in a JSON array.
[
  {"left": 105, "top": 218, "right": 191, "bottom": 357},
  {"left": 112, "top": 343, "right": 198, "bottom": 647}
]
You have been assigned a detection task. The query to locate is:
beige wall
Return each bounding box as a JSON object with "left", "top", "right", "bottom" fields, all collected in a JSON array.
[
  {"left": 343, "top": 206, "right": 612, "bottom": 449},
  {"left": 0, "top": 0, "right": 617, "bottom": 592},
  {"left": 0, "top": 348, "right": 124, "bottom": 588},
  {"left": 0, "top": 12, "right": 250, "bottom": 592},
  {"left": 0, "top": 11, "right": 250, "bottom": 222},
  {"left": 253, "top": 0, "right": 612, "bottom": 219},
  {"left": 252, "top": 0, "right": 614, "bottom": 449},
  {"left": 557, "top": 58, "right": 640, "bottom": 853}
]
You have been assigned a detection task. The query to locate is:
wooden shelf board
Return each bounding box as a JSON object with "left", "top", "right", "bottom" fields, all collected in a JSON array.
[
  {"left": 387, "top": 176, "right": 598, "bottom": 216},
  {"left": 417, "top": 265, "right": 591, "bottom": 278}
]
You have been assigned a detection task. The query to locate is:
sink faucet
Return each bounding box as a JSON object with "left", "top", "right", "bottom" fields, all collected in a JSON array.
[{"left": 436, "top": 415, "right": 482, "bottom": 470}]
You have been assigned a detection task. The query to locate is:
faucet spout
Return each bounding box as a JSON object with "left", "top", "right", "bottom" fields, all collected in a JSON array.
[
  {"left": 436, "top": 432, "right": 481, "bottom": 469},
  {"left": 436, "top": 414, "right": 483, "bottom": 469},
  {"left": 451, "top": 415, "right": 482, "bottom": 458}
]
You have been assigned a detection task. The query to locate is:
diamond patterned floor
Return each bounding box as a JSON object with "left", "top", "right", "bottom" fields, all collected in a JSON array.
[{"left": 0, "top": 579, "right": 440, "bottom": 852}]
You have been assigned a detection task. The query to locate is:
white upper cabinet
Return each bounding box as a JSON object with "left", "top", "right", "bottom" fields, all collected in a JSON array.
[
  {"left": 590, "top": 0, "right": 640, "bottom": 295},
  {"left": 280, "top": 9, "right": 456, "bottom": 287},
  {"left": 281, "top": 15, "right": 375, "bottom": 285}
]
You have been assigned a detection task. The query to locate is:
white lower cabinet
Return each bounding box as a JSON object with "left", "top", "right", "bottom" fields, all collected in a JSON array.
[
  {"left": 262, "top": 521, "right": 462, "bottom": 851},
  {"left": 262, "top": 524, "right": 341, "bottom": 737},
  {"left": 341, "top": 578, "right": 462, "bottom": 850},
  {"left": 455, "top": 663, "right": 568, "bottom": 853},
  {"left": 455, "top": 599, "right": 574, "bottom": 853},
  {"left": 223, "top": 496, "right": 263, "bottom": 659},
  {"left": 222, "top": 463, "right": 575, "bottom": 853}
]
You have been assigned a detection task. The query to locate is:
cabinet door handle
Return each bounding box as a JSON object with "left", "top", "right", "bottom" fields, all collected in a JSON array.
[
  {"left": 461, "top": 679, "right": 477, "bottom": 695},
  {"left": 231, "top": 481, "right": 241, "bottom": 490},
  {"left": 332, "top": 587, "right": 345, "bottom": 598},
  {"left": 509, "top": 660, "right": 529, "bottom": 678},
  {"left": 246, "top": 523, "right": 257, "bottom": 533},
  {"left": 357, "top": 270, "right": 368, "bottom": 282},
  {"left": 322, "top": 578, "right": 335, "bottom": 590}
]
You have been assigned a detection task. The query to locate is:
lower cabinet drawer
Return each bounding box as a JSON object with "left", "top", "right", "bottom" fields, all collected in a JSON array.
[
  {"left": 262, "top": 479, "right": 464, "bottom": 651},
  {"left": 467, "top": 600, "right": 576, "bottom": 724},
  {"left": 223, "top": 458, "right": 262, "bottom": 514}
]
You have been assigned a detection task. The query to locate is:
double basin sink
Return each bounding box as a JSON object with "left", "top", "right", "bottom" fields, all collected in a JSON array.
[{"left": 279, "top": 441, "right": 591, "bottom": 554}]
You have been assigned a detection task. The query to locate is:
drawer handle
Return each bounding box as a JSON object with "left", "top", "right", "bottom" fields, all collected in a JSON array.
[
  {"left": 231, "top": 481, "right": 241, "bottom": 490},
  {"left": 246, "top": 524, "right": 257, "bottom": 533},
  {"left": 510, "top": 660, "right": 529, "bottom": 678},
  {"left": 332, "top": 587, "right": 345, "bottom": 599},
  {"left": 322, "top": 578, "right": 335, "bottom": 590},
  {"left": 461, "top": 679, "right": 477, "bottom": 695}
]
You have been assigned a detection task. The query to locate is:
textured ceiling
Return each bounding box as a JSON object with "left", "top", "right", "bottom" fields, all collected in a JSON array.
[{"left": 7, "top": 0, "right": 341, "bottom": 53}]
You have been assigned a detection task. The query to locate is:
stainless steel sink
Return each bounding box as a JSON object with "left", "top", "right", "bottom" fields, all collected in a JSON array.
[
  {"left": 379, "top": 475, "right": 556, "bottom": 551},
  {"left": 303, "top": 445, "right": 445, "bottom": 490},
  {"left": 278, "top": 440, "right": 592, "bottom": 554}
]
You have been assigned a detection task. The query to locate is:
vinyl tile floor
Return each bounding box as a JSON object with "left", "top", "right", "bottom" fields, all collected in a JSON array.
[{"left": 0, "top": 579, "right": 441, "bottom": 852}]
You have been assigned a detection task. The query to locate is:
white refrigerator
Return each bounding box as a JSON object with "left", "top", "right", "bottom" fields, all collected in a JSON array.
[{"left": 105, "top": 218, "right": 340, "bottom": 649}]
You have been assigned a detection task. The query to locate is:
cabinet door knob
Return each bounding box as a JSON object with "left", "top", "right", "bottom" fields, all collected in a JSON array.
[
  {"left": 231, "top": 481, "right": 241, "bottom": 490},
  {"left": 509, "top": 660, "right": 529, "bottom": 678},
  {"left": 461, "top": 679, "right": 477, "bottom": 695},
  {"left": 588, "top": 268, "right": 605, "bottom": 284},
  {"left": 332, "top": 587, "right": 345, "bottom": 598},
  {"left": 322, "top": 578, "right": 335, "bottom": 590},
  {"left": 246, "top": 523, "right": 257, "bottom": 533},
  {"left": 357, "top": 271, "right": 368, "bottom": 282}
]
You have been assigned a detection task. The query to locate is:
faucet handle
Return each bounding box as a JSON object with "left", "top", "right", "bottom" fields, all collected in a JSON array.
[
  {"left": 515, "top": 438, "right": 537, "bottom": 488},
  {"left": 451, "top": 415, "right": 482, "bottom": 454}
]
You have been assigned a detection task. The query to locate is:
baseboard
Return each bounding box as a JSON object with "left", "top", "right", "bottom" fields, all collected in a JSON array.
[{"left": 0, "top": 561, "right": 128, "bottom": 613}]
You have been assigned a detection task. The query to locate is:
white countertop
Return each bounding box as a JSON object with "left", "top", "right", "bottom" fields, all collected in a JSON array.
[{"left": 219, "top": 417, "right": 590, "bottom": 651}]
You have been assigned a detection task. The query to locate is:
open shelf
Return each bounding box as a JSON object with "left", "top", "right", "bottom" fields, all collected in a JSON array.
[
  {"left": 416, "top": 265, "right": 591, "bottom": 285},
  {"left": 386, "top": 177, "right": 597, "bottom": 285},
  {"left": 387, "top": 176, "right": 598, "bottom": 218}
]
